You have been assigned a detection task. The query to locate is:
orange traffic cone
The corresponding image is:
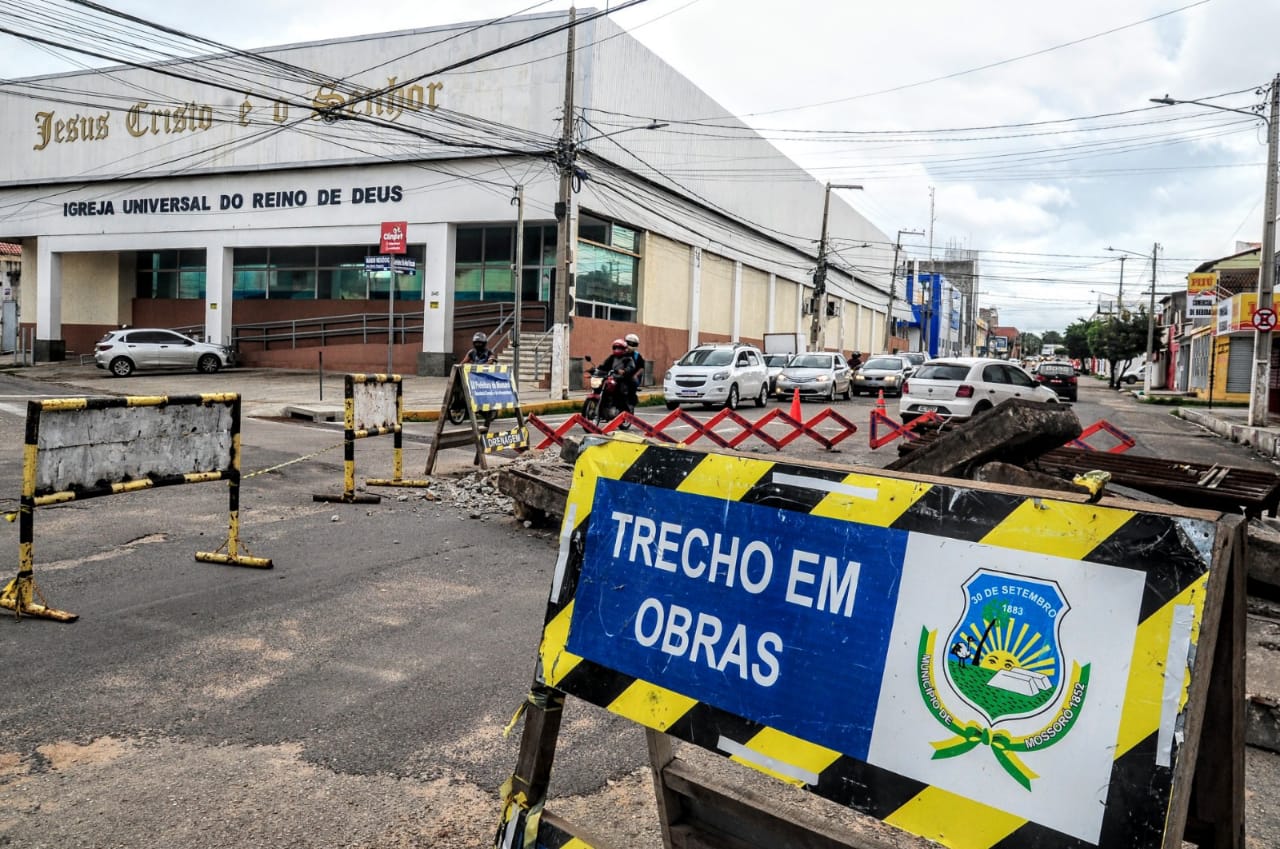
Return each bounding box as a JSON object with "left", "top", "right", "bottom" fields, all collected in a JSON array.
[
  {"left": 876, "top": 389, "right": 887, "bottom": 413},
  {"left": 789, "top": 388, "right": 802, "bottom": 420}
]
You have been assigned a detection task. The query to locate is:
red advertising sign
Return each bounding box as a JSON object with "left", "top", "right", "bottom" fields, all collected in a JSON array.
[{"left": 380, "top": 221, "right": 408, "bottom": 255}]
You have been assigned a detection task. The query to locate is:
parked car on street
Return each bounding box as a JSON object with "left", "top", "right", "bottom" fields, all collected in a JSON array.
[
  {"left": 1033, "top": 361, "right": 1078, "bottom": 401},
  {"left": 898, "top": 351, "right": 928, "bottom": 371},
  {"left": 663, "top": 342, "right": 769, "bottom": 410},
  {"left": 852, "top": 355, "right": 913, "bottom": 397},
  {"left": 763, "top": 353, "right": 791, "bottom": 394},
  {"left": 1121, "top": 362, "right": 1148, "bottom": 385},
  {"left": 774, "top": 351, "right": 852, "bottom": 402},
  {"left": 899, "top": 357, "right": 1059, "bottom": 422},
  {"left": 94, "top": 328, "right": 236, "bottom": 377}
]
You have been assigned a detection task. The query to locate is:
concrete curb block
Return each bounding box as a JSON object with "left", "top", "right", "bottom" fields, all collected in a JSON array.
[{"left": 1175, "top": 407, "right": 1280, "bottom": 459}]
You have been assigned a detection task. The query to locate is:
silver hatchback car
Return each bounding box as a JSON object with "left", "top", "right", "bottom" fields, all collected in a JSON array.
[
  {"left": 774, "top": 352, "right": 852, "bottom": 401},
  {"left": 94, "top": 328, "right": 235, "bottom": 377}
]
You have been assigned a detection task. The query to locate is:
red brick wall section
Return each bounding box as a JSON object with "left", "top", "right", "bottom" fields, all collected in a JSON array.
[
  {"left": 243, "top": 342, "right": 421, "bottom": 373},
  {"left": 51, "top": 325, "right": 117, "bottom": 360}
]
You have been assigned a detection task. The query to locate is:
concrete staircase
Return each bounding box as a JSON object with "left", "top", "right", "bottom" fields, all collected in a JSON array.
[{"left": 496, "top": 329, "right": 552, "bottom": 388}]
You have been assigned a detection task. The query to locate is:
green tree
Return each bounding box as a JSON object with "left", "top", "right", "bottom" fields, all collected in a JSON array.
[
  {"left": 1086, "top": 310, "right": 1152, "bottom": 389},
  {"left": 1040, "top": 330, "right": 1064, "bottom": 346},
  {"left": 1062, "top": 319, "right": 1093, "bottom": 365}
]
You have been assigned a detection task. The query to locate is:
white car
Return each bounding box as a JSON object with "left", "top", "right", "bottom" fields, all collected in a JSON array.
[
  {"left": 94, "top": 328, "right": 235, "bottom": 377},
  {"left": 664, "top": 343, "right": 769, "bottom": 410},
  {"left": 899, "top": 357, "right": 1060, "bottom": 422}
]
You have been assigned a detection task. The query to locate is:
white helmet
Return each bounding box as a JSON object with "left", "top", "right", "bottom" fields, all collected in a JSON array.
[{"left": 624, "top": 333, "right": 640, "bottom": 347}]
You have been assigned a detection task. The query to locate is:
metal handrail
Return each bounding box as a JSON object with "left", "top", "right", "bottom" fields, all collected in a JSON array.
[{"left": 177, "top": 301, "right": 550, "bottom": 353}]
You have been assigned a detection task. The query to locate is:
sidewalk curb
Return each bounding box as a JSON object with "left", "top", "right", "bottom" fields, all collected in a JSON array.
[{"left": 1175, "top": 407, "right": 1280, "bottom": 460}]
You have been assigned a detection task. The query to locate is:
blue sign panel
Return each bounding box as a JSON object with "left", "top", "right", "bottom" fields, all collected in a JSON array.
[
  {"left": 567, "top": 477, "right": 909, "bottom": 759},
  {"left": 465, "top": 368, "right": 518, "bottom": 408},
  {"left": 364, "top": 255, "right": 390, "bottom": 272}
]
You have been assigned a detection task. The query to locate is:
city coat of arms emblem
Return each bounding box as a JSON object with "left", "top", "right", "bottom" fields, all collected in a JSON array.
[{"left": 916, "top": 569, "right": 1091, "bottom": 789}]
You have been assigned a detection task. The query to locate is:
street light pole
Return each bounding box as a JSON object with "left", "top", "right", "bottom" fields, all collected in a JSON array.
[
  {"left": 1152, "top": 76, "right": 1279, "bottom": 425},
  {"left": 886, "top": 228, "right": 925, "bottom": 351},
  {"left": 1257, "top": 81, "right": 1279, "bottom": 425},
  {"left": 1107, "top": 245, "right": 1161, "bottom": 393},
  {"left": 810, "top": 182, "right": 863, "bottom": 351}
]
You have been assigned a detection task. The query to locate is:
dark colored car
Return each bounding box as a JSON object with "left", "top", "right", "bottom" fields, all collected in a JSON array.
[
  {"left": 852, "top": 355, "right": 912, "bottom": 397},
  {"left": 1034, "top": 361, "right": 1078, "bottom": 401}
]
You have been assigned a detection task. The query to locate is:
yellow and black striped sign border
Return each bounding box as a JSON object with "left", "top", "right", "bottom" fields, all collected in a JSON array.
[
  {"left": 463, "top": 364, "right": 519, "bottom": 413},
  {"left": 28, "top": 394, "right": 240, "bottom": 499},
  {"left": 348, "top": 373, "right": 402, "bottom": 385},
  {"left": 539, "top": 439, "right": 1221, "bottom": 849}
]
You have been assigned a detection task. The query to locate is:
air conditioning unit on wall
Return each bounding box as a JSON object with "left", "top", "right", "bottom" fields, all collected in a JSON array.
[{"left": 826, "top": 300, "right": 841, "bottom": 317}]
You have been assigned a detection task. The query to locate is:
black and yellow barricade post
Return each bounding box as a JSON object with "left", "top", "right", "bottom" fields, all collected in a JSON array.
[
  {"left": 496, "top": 437, "right": 1246, "bottom": 849},
  {"left": 424, "top": 364, "right": 528, "bottom": 476},
  {"left": 1, "top": 394, "right": 272, "bottom": 623},
  {"left": 313, "top": 373, "right": 429, "bottom": 503}
]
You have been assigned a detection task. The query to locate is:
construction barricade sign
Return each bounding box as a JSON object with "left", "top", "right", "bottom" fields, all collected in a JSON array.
[
  {"left": 511, "top": 438, "right": 1243, "bottom": 849},
  {"left": 315, "top": 374, "right": 430, "bottom": 504},
  {"left": 2, "top": 394, "right": 272, "bottom": 623}
]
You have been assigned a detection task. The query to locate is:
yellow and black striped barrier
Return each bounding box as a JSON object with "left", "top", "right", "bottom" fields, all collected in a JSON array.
[
  {"left": 498, "top": 437, "right": 1245, "bottom": 849},
  {"left": 314, "top": 373, "right": 429, "bottom": 504},
  {"left": 1, "top": 393, "right": 272, "bottom": 623}
]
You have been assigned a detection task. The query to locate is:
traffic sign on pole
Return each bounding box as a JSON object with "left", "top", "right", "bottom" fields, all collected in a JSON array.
[{"left": 1252, "top": 306, "right": 1277, "bottom": 332}]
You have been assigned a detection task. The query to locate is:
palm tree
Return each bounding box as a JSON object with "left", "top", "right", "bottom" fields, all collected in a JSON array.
[{"left": 974, "top": 600, "right": 1010, "bottom": 666}]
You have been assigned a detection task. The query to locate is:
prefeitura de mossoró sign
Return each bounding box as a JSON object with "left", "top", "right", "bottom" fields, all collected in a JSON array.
[{"left": 536, "top": 439, "right": 1228, "bottom": 848}]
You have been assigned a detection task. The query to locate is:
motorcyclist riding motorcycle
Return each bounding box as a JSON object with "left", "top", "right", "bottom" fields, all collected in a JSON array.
[
  {"left": 583, "top": 339, "right": 639, "bottom": 424},
  {"left": 624, "top": 333, "right": 644, "bottom": 411}
]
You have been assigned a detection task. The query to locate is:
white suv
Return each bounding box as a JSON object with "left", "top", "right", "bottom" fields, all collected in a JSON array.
[{"left": 663, "top": 343, "right": 769, "bottom": 410}]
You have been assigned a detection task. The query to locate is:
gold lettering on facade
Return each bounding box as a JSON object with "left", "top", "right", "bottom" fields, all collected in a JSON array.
[
  {"left": 30, "top": 71, "right": 442, "bottom": 152},
  {"left": 309, "top": 77, "right": 442, "bottom": 121},
  {"left": 33, "top": 110, "right": 110, "bottom": 150},
  {"left": 125, "top": 101, "right": 214, "bottom": 138}
]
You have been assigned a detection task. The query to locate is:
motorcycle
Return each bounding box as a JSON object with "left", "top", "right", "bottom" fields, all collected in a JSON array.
[
  {"left": 447, "top": 366, "right": 494, "bottom": 429},
  {"left": 582, "top": 356, "right": 633, "bottom": 429}
]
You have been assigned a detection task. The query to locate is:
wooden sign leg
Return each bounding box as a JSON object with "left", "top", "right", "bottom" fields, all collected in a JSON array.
[
  {"left": 1183, "top": 522, "right": 1247, "bottom": 849},
  {"left": 647, "top": 729, "right": 682, "bottom": 849},
  {"left": 496, "top": 684, "right": 564, "bottom": 849}
]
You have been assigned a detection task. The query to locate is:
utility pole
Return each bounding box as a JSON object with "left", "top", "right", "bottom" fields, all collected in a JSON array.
[
  {"left": 550, "top": 7, "right": 576, "bottom": 400},
  {"left": 809, "top": 182, "right": 862, "bottom": 351},
  {"left": 1144, "top": 242, "right": 1159, "bottom": 395},
  {"left": 1116, "top": 256, "right": 1127, "bottom": 319},
  {"left": 886, "top": 228, "right": 924, "bottom": 350},
  {"left": 511, "top": 185, "right": 525, "bottom": 385},
  {"left": 1252, "top": 75, "right": 1279, "bottom": 426}
]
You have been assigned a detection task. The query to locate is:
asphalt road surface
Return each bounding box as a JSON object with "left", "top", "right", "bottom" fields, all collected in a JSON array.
[{"left": 1, "top": 370, "right": 1277, "bottom": 848}]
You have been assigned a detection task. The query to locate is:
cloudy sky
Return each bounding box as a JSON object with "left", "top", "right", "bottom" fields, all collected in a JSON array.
[{"left": 2, "top": 0, "right": 1277, "bottom": 333}]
